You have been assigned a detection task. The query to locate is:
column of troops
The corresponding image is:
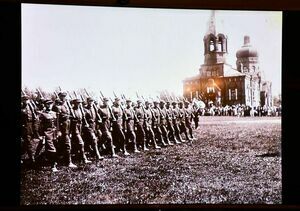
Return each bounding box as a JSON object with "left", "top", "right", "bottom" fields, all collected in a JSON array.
[{"left": 21, "top": 90, "right": 200, "bottom": 172}]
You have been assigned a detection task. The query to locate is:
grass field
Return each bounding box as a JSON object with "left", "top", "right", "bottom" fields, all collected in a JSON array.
[{"left": 20, "top": 116, "right": 281, "bottom": 205}]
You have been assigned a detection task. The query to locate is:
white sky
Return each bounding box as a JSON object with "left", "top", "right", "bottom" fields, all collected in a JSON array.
[{"left": 22, "top": 4, "right": 282, "bottom": 99}]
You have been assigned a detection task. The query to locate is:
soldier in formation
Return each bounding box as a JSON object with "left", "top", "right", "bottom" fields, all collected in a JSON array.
[{"left": 21, "top": 89, "right": 200, "bottom": 172}]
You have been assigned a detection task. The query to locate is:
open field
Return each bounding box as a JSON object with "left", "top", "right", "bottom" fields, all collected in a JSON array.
[{"left": 20, "top": 116, "right": 281, "bottom": 205}]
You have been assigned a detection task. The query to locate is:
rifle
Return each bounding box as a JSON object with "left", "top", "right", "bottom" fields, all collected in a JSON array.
[
  {"left": 54, "top": 91, "right": 59, "bottom": 99},
  {"left": 84, "top": 89, "right": 102, "bottom": 123},
  {"left": 66, "top": 91, "right": 76, "bottom": 118},
  {"left": 73, "top": 91, "right": 89, "bottom": 127},
  {"left": 113, "top": 91, "right": 128, "bottom": 120},
  {"left": 36, "top": 88, "right": 45, "bottom": 100},
  {"left": 136, "top": 92, "right": 147, "bottom": 120},
  {"left": 22, "top": 89, "right": 38, "bottom": 120},
  {"left": 100, "top": 91, "right": 116, "bottom": 122}
]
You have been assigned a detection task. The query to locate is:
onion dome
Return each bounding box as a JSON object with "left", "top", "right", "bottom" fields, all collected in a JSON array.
[{"left": 236, "top": 36, "right": 258, "bottom": 58}]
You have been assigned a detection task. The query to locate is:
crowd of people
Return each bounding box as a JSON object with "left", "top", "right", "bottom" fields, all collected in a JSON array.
[
  {"left": 200, "top": 104, "right": 282, "bottom": 117},
  {"left": 21, "top": 90, "right": 200, "bottom": 172}
]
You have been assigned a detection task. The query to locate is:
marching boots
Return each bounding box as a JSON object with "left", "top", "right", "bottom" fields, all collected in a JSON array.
[
  {"left": 143, "top": 139, "right": 149, "bottom": 151},
  {"left": 67, "top": 151, "right": 77, "bottom": 168},
  {"left": 133, "top": 142, "right": 140, "bottom": 153},
  {"left": 166, "top": 138, "right": 174, "bottom": 146},
  {"left": 123, "top": 143, "right": 130, "bottom": 156},
  {"left": 177, "top": 133, "right": 184, "bottom": 143},
  {"left": 93, "top": 143, "right": 104, "bottom": 161},
  {"left": 160, "top": 135, "right": 168, "bottom": 147},
  {"left": 174, "top": 136, "right": 181, "bottom": 144},
  {"left": 153, "top": 139, "right": 161, "bottom": 149},
  {"left": 80, "top": 145, "right": 92, "bottom": 164},
  {"left": 110, "top": 140, "right": 119, "bottom": 158}
]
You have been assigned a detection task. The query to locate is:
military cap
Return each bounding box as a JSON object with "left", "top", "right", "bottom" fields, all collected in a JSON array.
[
  {"left": 58, "top": 92, "right": 67, "bottom": 97},
  {"left": 160, "top": 100, "right": 165, "bottom": 104},
  {"left": 153, "top": 100, "right": 159, "bottom": 104},
  {"left": 72, "top": 98, "right": 82, "bottom": 104},
  {"left": 44, "top": 99, "right": 53, "bottom": 104},
  {"left": 21, "top": 95, "right": 29, "bottom": 100},
  {"left": 55, "top": 99, "right": 62, "bottom": 104},
  {"left": 137, "top": 99, "right": 142, "bottom": 103},
  {"left": 126, "top": 99, "right": 132, "bottom": 102},
  {"left": 166, "top": 101, "right": 170, "bottom": 104},
  {"left": 114, "top": 97, "right": 120, "bottom": 101},
  {"left": 145, "top": 101, "right": 150, "bottom": 104},
  {"left": 87, "top": 97, "right": 94, "bottom": 102},
  {"left": 102, "top": 97, "right": 109, "bottom": 102},
  {"left": 172, "top": 101, "right": 177, "bottom": 105},
  {"left": 184, "top": 100, "right": 190, "bottom": 105},
  {"left": 178, "top": 101, "right": 183, "bottom": 105}
]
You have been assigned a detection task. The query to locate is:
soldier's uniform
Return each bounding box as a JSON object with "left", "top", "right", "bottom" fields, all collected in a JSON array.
[
  {"left": 52, "top": 92, "right": 77, "bottom": 168},
  {"left": 39, "top": 99, "right": 59, "bottom": 172},
  {"left": 98, "top": 98, "right": 117, "bottom": 157},
  {"left": 192, "top": 104, "right": 200, "bottom": 129},
  {"left": 123, "top": 99, "right": 140, "bottom": 153},
  {"left": 165, "top": 101, "right": 181, "bottom": 144},
  {"left": 83, "top": 98, "right": 103, "bottom": 160},
  {"left": 171, "top": 102, "right": 184, "bottom": 143},
  {"left": 111, "top": 98, "right": 128, "bottom": 155},
  {"left": 144, "top": 102, "right": 161, "bottom": 149},
  {"left": 21, "top": 95, "right": 40, "bottom": 163},
  {"left": 184, "top": 101, "right": 195, "bottom": 140},
  {"left": 152, "top": 101, "right": 168, "bottom": 147},
  {"left": 134, "top": 100, "right": 149, "bottom": 151},
  {"left": 159, "top": 101, "right": 173, "bottom": 146},
  {"left": 178, "top": 102, "right": 191, "bottom": 141},
  {"left": 70, "top": 99, "right": 91, "bottom": 164}
]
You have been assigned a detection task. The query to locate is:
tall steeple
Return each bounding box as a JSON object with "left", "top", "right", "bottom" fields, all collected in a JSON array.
[
  {"left": 206, "top": 10, "right": 216, "bottom": 35},
  {"left": 203, "top": 10, "right": 227, "bottom": 65}
]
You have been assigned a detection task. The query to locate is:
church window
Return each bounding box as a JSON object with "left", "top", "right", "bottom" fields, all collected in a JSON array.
[
  {"left": 235, "top": 88, "right": 238, "bottom": 100},
  {"left": 210, "top": 40, "right": 215, "bottom": 51},
  {"left": 228, "top": 89, "right": 231, "bottom": 100}
]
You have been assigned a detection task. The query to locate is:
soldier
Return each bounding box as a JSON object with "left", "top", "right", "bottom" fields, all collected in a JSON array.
[
  {"left": 123, "top": 99, "right": 140, "bottom": 153},
  {"left": 144, "top": 101, "right": 161, "bottom": 149},
  {"left": 83, "top": 97, "right": 104, "bottom": 161},
  {"left": 134, "top": 100, "right": 149, "bottom": 151},
  {"left": 171, "top": 101, "right": 184, "bottom": 143},
  {"left": 184, "top": 101, "right": 195, "bottom": 140},
  {"left": 152, "top": 100, "right": 168, "bottom": 147},
  {"left": 21, "top": 94, "right": 41, "bottom": 164},
  {"left": 192, "top": 103, "right": 200, "bottom": 129},
  {"left": 178, "top": 101, "right": 192, "bottom": 141},
  {"left": 165, "top": 101, "right": 181, "bottom": 144},
  {"left": 159, "top": 100, "right": 174, "bottom": 146},
  {"left": 70, "top": 99, "right": 92, "bottom": 164},
  {"left": 52, "top": 92, "right": 77, "bottom": 168},
  {"left": 39, "top": 99, "right": 59, "bottom": 172},
  {"left": 98, "top": 98, "right": 118, "bottom": 158},
  {"left": 111, "top": 98, "right": 129, "bottom": 156}
]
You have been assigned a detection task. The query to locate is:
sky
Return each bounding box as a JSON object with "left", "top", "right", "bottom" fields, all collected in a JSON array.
[{"left": 22, "top": 4, "right": 282, "bottom": 100}]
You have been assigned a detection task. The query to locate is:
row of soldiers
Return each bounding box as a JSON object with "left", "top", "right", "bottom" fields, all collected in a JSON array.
[{"left": 21, "top": 91, "right": 200, "bottom": 172}]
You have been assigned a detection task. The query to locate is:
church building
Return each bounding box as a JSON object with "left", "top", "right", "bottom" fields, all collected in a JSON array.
[{"left": 183, "top": 11, "right": 272, "bottom": 107}]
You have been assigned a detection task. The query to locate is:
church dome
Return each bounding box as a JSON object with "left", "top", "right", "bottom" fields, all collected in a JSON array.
[{"left": 236, "top": 35, "right": 258, "bottom": 58}]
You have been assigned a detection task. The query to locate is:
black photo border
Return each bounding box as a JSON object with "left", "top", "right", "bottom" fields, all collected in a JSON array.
[{"left": 1, "top": 0, "right": 300, "bottom": 209}]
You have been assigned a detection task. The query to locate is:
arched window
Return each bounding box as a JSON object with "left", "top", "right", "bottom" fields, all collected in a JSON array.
[
  {"left": 218, "top": 37, "right": 223, "bottom": 52},
  {"left": 209, "top": 40, "right": 215, "bottom": 51}
]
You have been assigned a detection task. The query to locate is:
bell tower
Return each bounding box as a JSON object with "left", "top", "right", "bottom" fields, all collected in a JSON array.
[{"left": 203, "top": 10, "right": 228, "bottom": 65}]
